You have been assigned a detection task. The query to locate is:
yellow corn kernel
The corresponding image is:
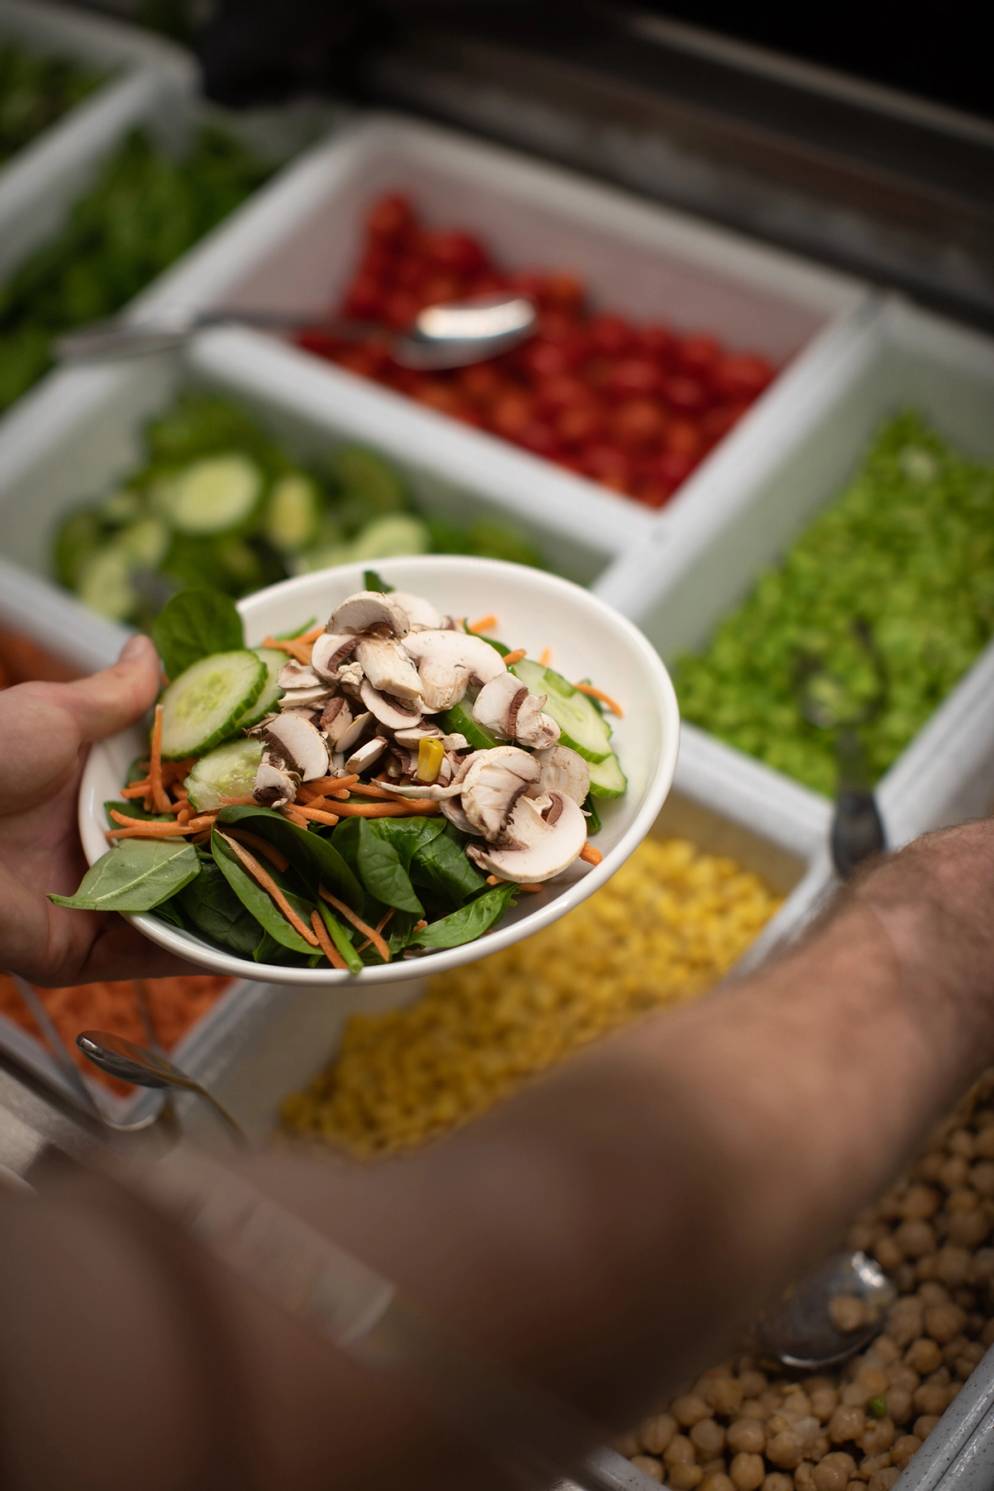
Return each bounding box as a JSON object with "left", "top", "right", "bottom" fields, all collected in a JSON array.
[{"left": 417, "top": 736, "right": 445, "bottom": 783}]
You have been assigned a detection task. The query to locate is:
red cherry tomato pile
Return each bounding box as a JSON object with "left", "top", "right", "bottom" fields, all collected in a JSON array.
[{"left": 295, "top": 192, "right": 778, "bottom": 509}]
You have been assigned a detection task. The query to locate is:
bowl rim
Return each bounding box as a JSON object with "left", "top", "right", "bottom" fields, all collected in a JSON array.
[{"left": 78, "top": 556, "right": 680, "bottom": 986}]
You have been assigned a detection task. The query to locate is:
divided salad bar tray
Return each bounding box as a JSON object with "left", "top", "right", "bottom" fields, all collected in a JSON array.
[{"left": 0, "top": 11, "right": 992, "bottom": 1489}]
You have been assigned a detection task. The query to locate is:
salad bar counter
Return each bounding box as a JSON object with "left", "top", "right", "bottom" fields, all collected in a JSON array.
[{"left": 1, "top": 7, "right": 993, "bottom": 1491}]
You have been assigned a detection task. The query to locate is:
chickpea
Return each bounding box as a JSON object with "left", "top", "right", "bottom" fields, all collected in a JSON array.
[
  {"left": 812, "top": 1453, "right": 857, "bottom": 1491},
  {"left": 704, "top": 1375, "right": 743, "bottom": 1417},
  {"left": 664, "top": 1434, "right": 696, "bottom": 1466},
  {"left": 614, "top": 1432, "right": 641, "bottom": 1458},
  {"left": 872, "top": 1335, "right": 900, "bottom": 1365},
  {"left": 761, "top": 1477, "right": 792, "bottom": 1491},
  {"left": 948, "top": 1128, "right": 974, "bottom": 1158},
  {"left": 924, "top": 1303, "right": 966, "bottom": 1343},
  {"left": 913, "top": 1381, "right": 951, "bottom": 1416},
  {"left": 849, "top": 1221, "right": 875, "bottom": 1250},
  {"left": 738, "top": 1370, "right": 767, "bottom": 1398},
  {"left": 914, "top": 1414, "right": 940, "bottom": 1438},
  {"left": 867, "top": 1471, "right": 899, "bottom": 1491},
  {"left": 971, "top": 1161, "right": 994, "bottom": 1195},
  {"left": 727, "top": 1418, "right": 765, "bottom": 1455},
  {"left": 828, "top": 1405, "right": 866, "bottom": 1443},
  {"left": 891, "top": 1433, "right": 922, "bottom": 1467},
  {"left": 946, "top": 1186, "right": 979, "bottom": 1215},
  {"left": 971, "top": 1247, "right": 994, "bottom": 1282},
  {"left": 810, "top": 1385, "right": 839, "bottom": 1421},
  {"left": 900, "top": 1184, "right": 940, "bottom": 1219},
  {"left": 728, "top": 1452, "right": 765, "bottom": 1491},
  {"left": 856, "top": 1364, "right": 889, "bottom": 1398},
  {"left": 918, "top": 1153, "right": 945, "bottom": 1184},
  {"left": 674, "top": 1394, "right": 713, "bottom": 1428},
  {"left": 917, "top": 1281, "right": 951, "bottom": 1306},
  {"left": 885, "top": 1386, "right": 913, "bottom": 1425},
  {"left": 888, "top": 1364, "right": 920, "bottom": 1394},
  {"left": 700, "top": 1476, "right": 735, "bottom": 1491},
  {"left": 905, "top": 1335, "right": 942, "bottom": 1374},
  {"left": 974, "top": 1126, "right": 994, "bottom": 1160},
  {"left": 691, "top": 1420, "right": 725, "bottom": 1458},
  {"left": 640, "top": 1414, "right": 677, "bottom": 1455},
  {"left": 860, "top": 1417, "right": 896, "bottom": 1455},
  {"left": 873, "top": 1235, "right": 902, "bottom": 1271},
  {"left": 767, "top": 1429, "right": 804, "bottom": 1470},
  {"left": 840, "top": 1383, "right": 867, "bottom": 1407},
  {"left": 669, "top": 1465, "right": 704, "bottom": 1490},
  {"left": 887, "top": 1298, "right": 924, "bottom": 1346},
  {"left": 947, "top": 1209, "right": 989, "bottom": 1247},
  {"left": 894, "top": 1219, "right": 936, "bottom": 1258},
  {"left": 939, "top": 1156, "right": 969, "bottom": 1189},
  {"left": 934, "top": 1244, "right": 971, "bottom": 1286},
  {"left": 794, "top": 1465, "right": 817, "bottom": 1491},
  {"left": 631, "top": 1456, "right": 664, "bottom": 1483},
  {"left": 782, "top": 1388, "right": 813, "bottom": 1420}
]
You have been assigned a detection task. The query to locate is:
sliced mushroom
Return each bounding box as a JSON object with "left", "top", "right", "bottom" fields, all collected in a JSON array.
[
  {"left": 359, "top": 678, "right": 423, "bottom": 732},
  {"left": 402, "top": 629, "right": 506, "bottom": 712},
  {"left": 329, "top": 591, "right": 409, "bottom": 639},
  {"left": 472, "top": 674, "right": 560, "bottom": 749},
  {"left": 262, "top": 712, "right": 329, "bottom": 781},
  {"left": 466, "top": 791, "right": 587, "bottom": 883},
  {"left": 393, "top": 724, "right": 443, "bottom": 747},
  {"left": 442, "top": 732, "right": 470, "bottom": 753},
  {"left": 390, "top": 590, "right": 443, "bottom": 631},
  {"left": 254, "top": 757, "right": 299, "bottom": 807},
  {"left": 459, "top": 746, "right": 540, "bottom": 842},
  {"left": 529, "top": 745, "right": 590, "bottom": 803},
  {"left": 336, "top": 709, "right": 372, "bottom": 754},
  {"left": 440, "top": 797, "right": 474, "bottom": 834},
  {"left": 278, "top": 660, "right": 321, "bottom": 690},
  {"left": 320, "top": 697, "right": 354, "bottom": 748},
  {"left": 311, "top": 632, "right": 357, "bottom": 681},
  {"left": 355, "top": 637, "right": 423, "bottom": 704},
  {"left": 512, "top": 693, "right": 560, "bottom": 750},
  {"left": 336, "top": 660, "right": 365, "bottom": 694},
  {"left": 280, "top": 685, "right": 334, "bottom": 711},
  {"left": 346, "top": 737, "right": 388, "bottom": 774}
]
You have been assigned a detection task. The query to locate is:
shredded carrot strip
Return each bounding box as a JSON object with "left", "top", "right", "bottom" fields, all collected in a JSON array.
[
  {"left": 177, "top": 805, "right": 192, "bottom": 825},
  {"left": 260, "top": 636, "right": 312, "bottom": 665},
  {"left": 331, "top": 800, "right": 439, "bottom": 818},
  {"left": 347, "top": 782, "right": 413, "bottom": 801},
  {"left": 224, "top": 828, "right": 289, "bottom": 873},
  {"left": 108, "top": 816, "right": 215, "bottom": 840},
  {"left": 298, "top": 624, "right": 325, "bottom": 644},
  {"left": 310, "top": 910, "right": 348, "bottom": 970},
  {"left": 290, "top": 804, "right": 341, "bottom": 827},
  {"left": 120, "top": 781, "right": 152, "bottom": 800},
  {"left": 413, "top": 919, "right": 428, "bottom": 932},
  {"left": 318, "top": 888, "right": 391, "bottom": 963},
  {"left": 171, "top": 785, "right": 189, "bottom": 801},
  {"left": 538, "top": 647, "right": 552, "bottom": 667},
  {"left": 149, "top": 705, "right": 170, "bottom": 813},
  {"left": 485, "top": 874, "right": 500, "bottom": 886},
  {"left": 283, "top": 807, "right": 310, "bottom": 829},
  {"left": 580, "top": 841, "right": 603, "bottom": 865},
  {"left": 217, "top": 832, "right": 319, "bottom": 947},
  {"left": 357, "top": 908, "right": 395, "bottom": 954},
  {"left": 516, "top": 882, "right": 543, "bottom": 894},
  {"left": 298, "top": 775, "right": 359, "bottom": 797},
  {"left": 574, "top": 682, "right": 623, "bottom": 718},
  {"left": 502, "top": 648, "right": 526, "bottom": 666},
  {"left": 217, "top": 795, "right": 256, "bottom": 806},
  {"left": 468, "top": 613, "right": 498, "bottom": 635}
]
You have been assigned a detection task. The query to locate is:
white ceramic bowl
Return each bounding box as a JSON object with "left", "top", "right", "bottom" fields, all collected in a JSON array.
[{"left": 79, "top": 557, "right": 679, "bottom": 985}]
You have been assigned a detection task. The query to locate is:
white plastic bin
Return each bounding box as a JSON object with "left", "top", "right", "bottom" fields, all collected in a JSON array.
[
  {"left": 138, "top": 111, "right": 871, "bottom": 558},
  {"left": 594, "top": 298, "right": 994, "bottom": 835}
]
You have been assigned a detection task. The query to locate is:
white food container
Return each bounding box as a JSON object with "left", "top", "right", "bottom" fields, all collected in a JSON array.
[
  {"left": 594, "top": 297, "right": 994, "bottom": 843},
  {"left": 135, "top": 111, "right": 871, "bottom": 559}
]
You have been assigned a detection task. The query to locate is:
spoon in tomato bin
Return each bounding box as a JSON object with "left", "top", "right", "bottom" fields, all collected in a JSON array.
[
  {"left": 53, "top": 293, "right": 537, "bottom": 370},
  {"left": 77, "top": 1031, "right": 246, "bottom": 1145}
]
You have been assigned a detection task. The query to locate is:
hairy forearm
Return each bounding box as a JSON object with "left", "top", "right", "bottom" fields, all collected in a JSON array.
[{"left": 3, "top": 824, "right": 993, "bottom": 1489}]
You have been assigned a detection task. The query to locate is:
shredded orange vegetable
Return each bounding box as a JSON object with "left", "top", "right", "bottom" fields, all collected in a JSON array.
[
  {"left": 468, "top": 613, "right": 498, "bottom": 635},
  {"left": 357, "top": 908, "right": 395, "bottom": 955},
  {"left": 297, "top": 624, "right": 325, "bottom": 644},
  {"left": 217, "top": 794, "right": 256, "bottom": 807},
  {"left": 224, "top": 828, "right": 289, "bottom": 873},
  {"left": 538, "top": 647, "right": 552, "bottom": 667},
  {"left": 149, "top": 705, "right": 170, "bottom": 812},
  {"left": 299, "top": 775, "right": 359, "bottom": 797},
  {"left": 120, "top": 781, "right": 153, "bottom": 801},
  {"left": 216, "top": 832, "right": 318, "bottom": 947},
  {"left": 283, "top": 807, "right": 310, "bottom": 829},
  {"left": 347, "top": 782, "right": 412, "bottom": 801},
  {"left": 311, "top": 910, "right": 348, "bottom": 971},
  {"left": 107, "top": 811, "right": 215, "bottom": 839},
  {"left": 318, "top": 888, "right": 391, "bottom": 963},
  {"left": 331, "top": 800, "right": 440, "bottom": 818},
  {"left": 290, "top": 804, "right": 341, "bottom": 827},
  {"left": 502, "top": 648, "right": 526, "bottom": 666},
  {"left": 580, "top": 841, "right": 603, "bottom": 865},
  {"left": 260, "top": 636, "right": 312, "bottom": 665},
  {"left": 574, "top": 682, "right": 623, "bottom": 718},
  {"left": 516, "top": 883, "right": 543, "bottom": 894}
]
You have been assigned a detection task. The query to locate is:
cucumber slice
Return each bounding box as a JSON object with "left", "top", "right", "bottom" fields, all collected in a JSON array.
[
  {"left": 76, "top": 546, "right": 137, "bottom": 622},
  {"left": 350, "top": 514, "right": 428, "bottom": 560},
  {"left": 215, "top": 536, "right": 264, "bottom": 589},
  {"left": 293, "top": 542, "right": 355, "bottom": 576},
  {"left": 154, "top": 453, "right": 263, "bottom": 536},
  {"left": 587, "top": 751, "right": 627, "bottom": 799},
  {"left": 184, "top": 739, "right": 263, "bottom": 813},
  {"left": 263, "top": 471, "right": 323, "bottom": 554},
  {"left": 511, "top": 659, "right": 612, "bottom": 763},
  {"left": 334, "top": 445, "right": 406, "bottom": 512},
  {"left": 160, "top": 649, "right": 265, "bottom": 759},
  {"left": 234, "top": 647, "right": 284, "bottom": 730},
  {"left": 101, "top": 488, "right": 143, "bottom": 526},
  {"left": 117, "top": 515, "right": 170, "bottom": 568},
  {"left": 439, "top": 702, "right": 498, "bottom": 752}
]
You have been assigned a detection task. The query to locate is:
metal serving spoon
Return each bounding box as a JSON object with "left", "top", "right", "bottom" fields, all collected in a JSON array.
[
  {"left": 77, "top": 1031, "right": 246, "bottom": 1145},
  {"left": 755, "top": 1250, "right": 896, "bottom": 1370},
  {"left": 54, "top": 292, "right": 537, "bottom": 370}
]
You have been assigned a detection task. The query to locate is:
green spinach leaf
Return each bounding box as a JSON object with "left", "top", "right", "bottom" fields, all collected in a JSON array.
[
  {"left": 409, "top": 884, "right": 518, "bottom": 951},
  {"left": 211, "top": 830, "right": 314, "bottom": 955},
  {"left": 317, "top": 903, "right": 364, "bottom": 974},
  {"left": 364, "top": 816, "right": 446, "bottom": 870},
  {"left": 217, "top": 805, "right": 362, "bottom": 909},
  {"left": 411, "top": 824, "right": 486, "bottom": 905},
  {"left": 151, "top": 587, "right": 244, "bottom": 678},
  {"left": 178, "top": 859, "right": 259, "bottom": 957},
  {"left": 363, "top": 569, "right": 394, "bottom": 593},
  {"left": 49, "top": 840, "right": 200, "bottom": 913},
  {"left": 356, "top": 819, "right": 423, "bottom": 914}
]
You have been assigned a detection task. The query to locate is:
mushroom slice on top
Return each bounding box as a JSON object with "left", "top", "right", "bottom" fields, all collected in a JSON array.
[
  {"left": 459, "top": 746, "right": 540, "bottom": 842},
  {"left": 311, "top": 632, "right": 357, "bottom": 682},
  {"left": 336, "top": 709, "right": 372, "bottom": 755},
  {"left": 390, "top": 590, "right": 443, "bottom": 632},
  {"left": 473, "top": 674, "right": 561, "bottom": 750},
  {"left": 262, "top": 711, "right": 329, "bottom": 781},
  {"left": 278, "top": 660, "right": 321, "bottom": 690},
  {"left": 254, "top": 757, "right": 299, "bottom": 808},
  {"left": 346, "top": 736, "right": 388, "bottom": 774},
  {"left": 355, "top": 637, "right": 423, "bottom": 704},
  {"left": 320, "top": 697, "right": 354, "bottom": 748},
  {"left": 466, "top": 791, "right": 587, "bottom": 883},
  {"left": 440, "top": 796, "right": 474, "bottom": 834},
  {"left": 280, "top": 685, "right": 333, "bottom": 711},
  {"left": 329, "top": 591, "right": 409, "bottom": 639},
  {"left": 529, "top": 744, "right": 590, "bottom": 804},
  {"left": 393, "top": 724, "right": 443, "bottom": 747},
  {"left": 402, "top": 629, "right": 506, "bottom": 713},
  {"left": 359, "top": 678, "right": 423, "bottom": 732}
]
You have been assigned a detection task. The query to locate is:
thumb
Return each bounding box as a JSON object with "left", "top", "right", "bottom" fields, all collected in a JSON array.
[{"left": 60, "top": 634, "right": 161, "bottom": 743}]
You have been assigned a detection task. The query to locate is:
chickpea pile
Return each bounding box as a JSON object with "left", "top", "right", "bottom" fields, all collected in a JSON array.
[
  {"left": 619, "top": 1073, "right": 994, "bottom": 1491},
  {"left": 281, "top": 837, "right": 780, "bottom": 1155}
]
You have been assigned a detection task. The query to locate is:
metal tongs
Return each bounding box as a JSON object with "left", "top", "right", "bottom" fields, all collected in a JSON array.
[{"left": 795, "top": 617, "right": 888, "bottom": 879}]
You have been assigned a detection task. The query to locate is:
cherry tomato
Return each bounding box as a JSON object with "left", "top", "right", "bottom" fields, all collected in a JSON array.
[
  {"left": 412, "top": 381, "right": 464, "bottom": 417},
  {"left": 633, "top": 477, "right": 677, "bottom": 509},
  {"left": 517, "top": 339, "right": 577, "bottom": 382},
  {"left": 711, "top": 353, "right": 776, "bottom": 402},
  {"left": 491, "top": 392, "right": 534, "bottom": 441},
  {"left": 607, "top": 358, "right": 663, "bottom": 401},
  {"left": 654, "top": 449, "right": 697, "bottom": 489},
  {"left": 612, "top": 398, "right": 667, "bottom": 449},
  {"left": 662, "top": 375, "right": 710, "bottom": 415},
  {"left": 588, "top": 312, "right": 635, "bottom": 357},
  {"left": 421, "top": 229, "right": 489, "bottom": 276},
  {"left": 555, "top": 403, "right": 606, "bottom": 448},
  {"left": 673, "top": 333, "right": 721, "bottom": 380},
  {"left": 391, "top": 255, "right": 430, "bottom": 291},
  {"left": 536, "top": 271, "right": 586, "bottom": 313},
  {"left": 366, "top": 192, "right": 416, "bottom": 243},
  {"left": 508, "top": 269, "right": 547, "bottom": 300},
  {"left": 334, "top": 346, "right": 383, "bottom": 380},
  {"left": 419, "top": 273, "right": 464, "bottom": 308},
  {"left": 579, "top": 443, "right": 633, "bottom": 493},
  {"left": 382, "top": 291, "right": 421, "bottom": 330},
  {"left": 342, "top": 276, "right": 385, "bottom": 321},
  {"left": 664, "top": 418, "right": 704, "bottom": 459},
  {"left": 640, "top": 325, "right": 675, "bottom": 363},
  {"left": 519, "top": 421, "right": 560, "bottom": 458},
  {"left": 700, "top": 402, "right": 749, "bottom": 447},
  {"left": 457, "top": 362, "right": 507, "bottom": 405},
  {"left": 295, "top": 330, "right": 339, "bottom": 360}
]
